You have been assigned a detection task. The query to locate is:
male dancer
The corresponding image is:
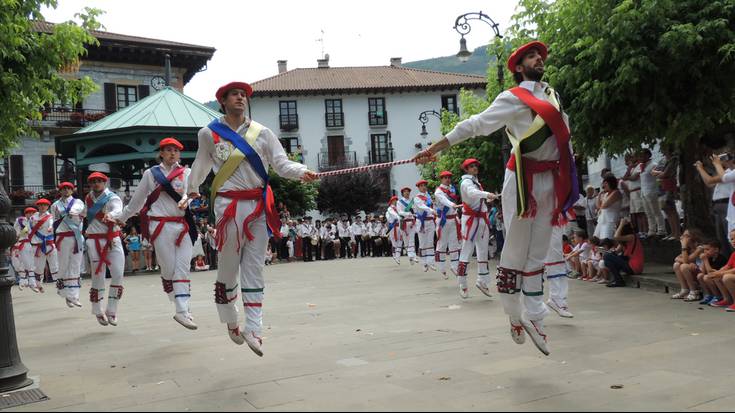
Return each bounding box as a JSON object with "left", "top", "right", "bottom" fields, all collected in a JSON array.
[
  {"left": 184, "top": 81, "right": 316, "bottom": 356},
  {"left": 14, "top": 207, "right": 36, "bottom": 291},
  {"left": 416, "top": 41, "right": 578, "bottom": 355},
  {"left": 434, "top": 171, "right": 462, "bottom": 279},
  {"left": 457, "top": 159, "right": 493, "bottom": 299},
  {"left": 52, "top": 182, "right": 85, "bottom": 308},
  {"left": 414, "top": 180, "right": 436, "bottom": 272},
  {"left": 29, "top": 199, "right": 57, "bottom": 293},
  {"left": 113, "top": 137, "right": 198, "bottom": 330},
  {"left": 398, "top": 187, "right": 418, "bottom": 265},
  {"left": 385, "top": 196, "right": 402, "bottom": 264},
  {"left": 86, "top": 172, "right": 125, "bottom": 326}
]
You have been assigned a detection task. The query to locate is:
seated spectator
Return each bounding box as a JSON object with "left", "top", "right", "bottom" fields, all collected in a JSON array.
[
  {"left": 603, "top": 217, "right": 644, "bottom": 287},
  {"left": 595, "top": 238, "right": 616, "bottom": 284},
  {"left": 701, "top": 230, "right": 735, "bottom": 308},
  {"left": 671, "top": 229, "right": 705, "bottom": 301},
  {"left": 696, "top": 240, "right": 729, "bottom": 306},
  {"left": 265, "top": 243, "right": 274, "bottom": 266},
  {"left": 586, "top": 237, "right": 603, "bottom": 282},
  {"left": 562, "top": 235, "right": 573, "bottom": 274},
  {"left": 565, "top": 230, "right": 590, "bottom": 279},
  {"left": 193, "top": 255, "right": 209, "bottom": 271}
]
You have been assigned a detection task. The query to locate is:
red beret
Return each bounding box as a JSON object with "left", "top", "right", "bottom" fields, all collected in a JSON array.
[
  {"left": 35, "top": 199, "right": 51, "bottom": 206},
  {"left": 439, "top": 171, "right": 453, "bottom": 178},
  {"left": 160, "top": 137, "right": 183, "bottom": 150},
  {"left": 87, "top": 172, "right": 108, "bottom": 183},
  {"left": 58, "top": 182, "right": 75, "bottom": 190},
  {"left": 24, "top": 207, "right": 37, "bottom": 215},
  {"left": 400, "top": 187, "right": 412, "bottom": 193},
  {"left": 216, "top": 81, "right": 253, "bottom": 102},
  {"left": 507, "top": 41, "right": 548, "bottom": 73},
  {"left": 388, "top": 196, "right": 399, "bottom": 204},
  {"left": 462, "top": 158, "right": 480, "bottom": 170},
  {"left": 416, "top": 180, "right": 428, "bottom": 187}
]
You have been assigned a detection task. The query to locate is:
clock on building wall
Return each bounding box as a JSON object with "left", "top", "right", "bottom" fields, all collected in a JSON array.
[{"left": 150, "top": 76, "right": 167, "bottom": 91}]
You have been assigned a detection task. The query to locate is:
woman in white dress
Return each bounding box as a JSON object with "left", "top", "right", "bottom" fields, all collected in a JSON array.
[{"left": 594, "top": 175, "right": 623, "bottom": 240}]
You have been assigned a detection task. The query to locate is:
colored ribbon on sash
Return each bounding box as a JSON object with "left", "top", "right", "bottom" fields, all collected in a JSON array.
[
  {"left": 149, "top": 165, "right": 198, "bottom": 245},
  {"left": 54, "top": 198, "right": 83, "bottom": 253},
  {"left": 462, "top": 203, "right": 490, "bottom": 242},
  {"left": 86, "top": 192, "right": 113, "bottom": 223},
  {"left": 29, "top": 214, "right": 53, "bottom": 254},
  {"left": 416, "top": 194, "right": 433, "bottom": 231}
]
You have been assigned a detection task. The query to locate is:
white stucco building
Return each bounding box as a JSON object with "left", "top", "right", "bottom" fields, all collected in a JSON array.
[{"left": 249, "top": 56, "right": 486, "bottom": 198}]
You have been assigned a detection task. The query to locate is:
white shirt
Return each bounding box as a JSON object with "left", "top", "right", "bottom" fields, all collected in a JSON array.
[
  {"left": 116, "top": 163, "right": 190, "bottom": 222},
  {"left": 713, "top": 168, "right": 734, "bottom": 201},
  {"left": 85, "top": 189, "right": 123, "bottom": 235},
  {"left": 413, "top": 192, "right": 435, "bottom": 218},
  {"left": 637, "top": 160, "right": 658, "bottom": 195},
  {"left": 575, "top": 195, "right": 598, "bottom": 220},
  {"left": 52, "top": 196, "right": 86, "bottom": 233},
  {"left": 460, "top": 174, "right": 491, "bottom": 212},
  {"left": 397, "top": 197, "right": 414, "bottom": 219},
  {"left": 434, "top": 184, "right": 459, "bottom": 215},
  {"left": 187, "top": 117, "right": 306, "bottom": 196},
  {"left": 722, "top": 170, "right": 735, "bottom": 224},
  {"left": 300, "top": 223, "right": 316, "bottom": 238},
  {"left": 29, "top": 211, "right": 54, "bottom": 245},
  {"left": 337, "top": 221, "right": 352, "bottom": 238},
  {"left": 386, "top": 206, "right": 401, "bottom": 227},
  {"left": 446, "top": 81, "right": 569, "bottom": 162},
  {"left": 351, "top": 222, "right": 364, "bottom": 236},
  {"left": 279, "top": 224, "right": 290, "bottom": 238}
]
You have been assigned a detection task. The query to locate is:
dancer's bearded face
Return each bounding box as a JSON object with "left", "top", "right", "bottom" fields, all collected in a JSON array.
[{"left": 517, "top": 49, "right": 545, "bottom": 82}]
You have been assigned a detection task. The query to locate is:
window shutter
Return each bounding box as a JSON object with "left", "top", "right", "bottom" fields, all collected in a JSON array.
[
  {"left": 41, "top": 155, "right": 55, "bottom": 188},
  {"left": 138, "top": 85, "right": 150, "bottom": 99},
  {"left": 9, "top": 155, "right": 24, "bottom": 187},
  {"left": 104, "top": 83, "right": 116, "bottom": 112}
]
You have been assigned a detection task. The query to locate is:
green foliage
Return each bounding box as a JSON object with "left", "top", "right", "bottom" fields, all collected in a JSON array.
[
  {"left": 316, "top": 172, "right": 384, "bottom": 217},
  {"left": 1, "top": 0, "right": 103, "bottom": 154},
  {"left": 269, "top": 170, "right": 317, "bottom": 217}
]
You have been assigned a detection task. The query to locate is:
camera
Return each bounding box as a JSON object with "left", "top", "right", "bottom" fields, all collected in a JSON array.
[{"left": 718, "top": 153, "right": 734, "bottom": 162}]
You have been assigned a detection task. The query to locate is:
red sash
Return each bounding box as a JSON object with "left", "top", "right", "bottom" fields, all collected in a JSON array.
[
  {"left": 28, "top": 214, "right": 52, "bottom": 244},
  {"left": 462, "top": 203, "right": 490, "bottom": 241},
  {"left": 85, "top": 194, "right": 117, "bottom": 275},
  {"left": 140, "top": 166, "right": 185, "bottom": 241},
  {"left": 439, "top": 186, "right": 459, "bottom": 202},
  {"left": 509, "top": 87, "right": 573, "bottom": 226},
  {"left": 214, "top": 187, "right": 280, "bottom": 252}
]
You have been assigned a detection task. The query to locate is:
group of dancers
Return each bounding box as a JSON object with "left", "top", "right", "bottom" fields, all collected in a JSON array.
[{"left": 11, "top": 40, "right": 573, "bottom": 357}]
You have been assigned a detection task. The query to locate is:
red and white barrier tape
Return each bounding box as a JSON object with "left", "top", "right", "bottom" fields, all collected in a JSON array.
[{"left": 314, "top": 158, "right": 415, "bottom": 178}]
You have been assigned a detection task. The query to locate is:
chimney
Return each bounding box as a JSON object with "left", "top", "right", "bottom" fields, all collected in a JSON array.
[
  {"left": 277, "top": 60, "right": 288, "bottom": 74},
  {"left": 317, "top": 53, "right": 330, "bottom": 69},
  {"left": 390, "top": 57, "right": 402, "bottom": 67}
]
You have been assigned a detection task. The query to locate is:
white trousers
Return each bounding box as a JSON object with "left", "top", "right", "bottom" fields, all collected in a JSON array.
[
  {"left": 458, "top": 215, "right": 491, "bottom": 288},
  {"left": 86, "top": 236, "right": 125, "bottom": 316},
  {"left": 544, "top": 226, "right": 568, "bottom": 309},
  {"left": 498, "top": 169, "right": 554, "bottom": 322},
  {"left": 33, "top": 244, "right": 58, "bottom": 285},
  {"left": 18, "top": 245, "right": 36, "bottom": 288},
  {"left": 56, "top": 236, "right": 83, "bottom": 301},
  {"left": 641, "top": 191, "right": 666, "bottom": 235},
  {"left": 389, "top": 225, "right": 402, "bottom": 261},
  {"left": 151, "top": 221, "right": 193, "bottom": 315},
  {"left": 416, "top": 219, "right": 436, "bottom": 267},
  {"left": 402, "top": 221, "right": 417, "bottom": 259},
  {"left": 213, "top": 198, "right": 266, "bottom": 335},
  {"left": 435, "top": 218, "right": 461, "bottom": 274}
]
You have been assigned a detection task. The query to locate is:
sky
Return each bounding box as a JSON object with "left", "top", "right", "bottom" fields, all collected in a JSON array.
[{"left": 41, "top": 0, "right": 520, "bottom": 103}]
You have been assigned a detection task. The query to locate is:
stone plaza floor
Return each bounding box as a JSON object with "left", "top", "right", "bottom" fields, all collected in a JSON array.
[{"left": 6, "top": 257, "right": 735, "bottom": 411}]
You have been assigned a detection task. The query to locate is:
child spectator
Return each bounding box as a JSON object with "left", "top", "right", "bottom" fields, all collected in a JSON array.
[
  {"left": 193, "top": 254, "right": 209, "bottom": 271},
  {"left": 696, "top": 240, "right": 729, "bottom": 305},
  {"left": 671, "top": 229, "right": 705, "bottom": 301},
  {"left": 595, "top": 238, "right": 616, "bottom": 284},
  {"left": 265, "top": 243, "right": 274, "bottom": 266},
  {"left": 701, "top": 230, "right": 735, "bottom": 308},
  {"left": 565, "top": 230, "right": 591, "bottom": 279},
  {"left": 603, "top": 218, "right": 644, "bottom": 287},
  {"left": 587, "top": 237, "right": 603, "bottom": 282}
]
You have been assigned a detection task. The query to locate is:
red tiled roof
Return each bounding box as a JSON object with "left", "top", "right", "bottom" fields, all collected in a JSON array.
[{"left": 250, "top": 66, "right": 487, "bottom": 96}]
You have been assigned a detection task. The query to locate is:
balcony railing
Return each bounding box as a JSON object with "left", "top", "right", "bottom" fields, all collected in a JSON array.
[
  {"left": 368, "top": 110, "right": 388, "bottom": 127},
  {"left": 368, "top": 150, "right": 394, "bottom": 164},
  {"left": 35, "top": 107, "right": 111, "bottom": 128},
  {"left": 325, "top": 112, "right": 344, "bottom": 128},
  {"left": 279, "top": 114, "right": 299, "bottom": 131},
  {"left": 7, "top": 184, "right": 58, "bottom": 205},
  {"left": 318, "top": 151, "right": 357, "bottom": 172}
]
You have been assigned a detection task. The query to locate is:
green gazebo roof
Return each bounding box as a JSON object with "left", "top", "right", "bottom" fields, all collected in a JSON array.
[{"left": 75, "top": 86, "right": 220, "bottom": 134}]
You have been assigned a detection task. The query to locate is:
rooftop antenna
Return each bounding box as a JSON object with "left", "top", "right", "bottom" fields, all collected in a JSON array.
[{"left": 316, "top": 29, "right": 325, "bottom": 59}]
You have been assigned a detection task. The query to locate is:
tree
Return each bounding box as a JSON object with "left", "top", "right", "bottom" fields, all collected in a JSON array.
[
  {"left": 316, "top": 172, "right": 384, "bottom": 217},
  {"left": 1, "top": 0, "right": 103, "bottom": 153},
  {"left": 512, "top": 0, "right": 735, "bottom": 234},
  {"left": 269, "top": 170, "right": 317, "bottom": 217}
]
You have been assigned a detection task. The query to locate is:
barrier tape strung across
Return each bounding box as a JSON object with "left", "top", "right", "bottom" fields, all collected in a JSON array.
[{"left": 313, "top": 158, "right": 415, "bottom": 178}]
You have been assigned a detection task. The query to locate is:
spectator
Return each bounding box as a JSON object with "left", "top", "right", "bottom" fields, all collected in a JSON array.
[
  {"left": 603, "top": 218, "right": 644, "bottom": 287},
  {"left": 193, "top": 254, "right": 209, "bottom": 271},
  {"left": 586, "top": 237, "right": 603, "bottom": 282},
  {"left": 594, "top": 175, "right": 622, "bottom": 240},
  {"left": 489, "top": 198, "right": 505, "bottom": 256},
  {"left": 565, "top": 230, "right": 590, "bottom": 279},
  {"left": 652, "top": 145, "right": 681, "bottom": 240},
  {"left": 141, "top": 237, "right": 154, "bottom": 271},
  {"left": 623, "top": 152, "right": 647, "bottom": 237},
  {"left": 576, "top": 185, "right": 598, "bottom": 239},
  {"left": 206, "top": 225, "right": 218, "bottom": 269},
  {"left": 265, "top": 243, "right": 274, "bottom": 265},
  {"left": 122, "top": 189, "right": 132, "bottom": 205},
  {"left": 634, "top": 149, "right": 667, "bottom": 238},
  {"left": 696, "top": 239, "right": 729, "bottom": 306},
  {"left": 278, "top": 217, "right": 290, "bottom": 261},
  {"left": 700, "top": 229, "right": 735, "bottom": 308},
  {"left": 595, "top": 238, "right": 616, "bottom": 284},
  {"left": 124, "top": 227, "right": 141, "bottom": 273},
  {"left": 190, "top": 195, "right": 209, "bottom": 221},
  {"left": 671, "top": 229, "right": 705, "bottom": 301},
  {"left": 696, "top": 151, "right": 735, "bottom": 256}
]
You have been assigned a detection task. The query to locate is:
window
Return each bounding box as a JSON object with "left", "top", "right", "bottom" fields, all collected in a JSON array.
[
  {"left": 9, "top": 155, "right": 23, "bottom": 188},
  {"left": 370, "top": 134, "right": 392, "bottom": 164},
  {"left": 325, "top": 99, "right": 344, "bottom": 128},
  {"left": 279, "top": 101, "right": 298, "bottom": 131},
  {"left": 368, "top": 98, "right": 387, "bottom": 126},
  {"left": 116, "top": 85, "right": 138, "bottom": 109},
  {"left": 279, "top": 137, "right": 299, "bottom": 154},
  {"left": 441, "top": 95, "right": 459, "bottom": 115},
  {"left": 42, "top": 155, "right": 56, "bottom": 188}
]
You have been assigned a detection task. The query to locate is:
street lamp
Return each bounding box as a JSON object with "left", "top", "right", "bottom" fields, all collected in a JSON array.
[
  {"left": 418, "top": 110, "right": 441, "bottom": 139},
  {"left": 453, "top": 11, "right": 509, "bottom": 163}
]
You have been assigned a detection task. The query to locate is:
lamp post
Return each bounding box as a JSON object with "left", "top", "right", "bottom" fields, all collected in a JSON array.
[
  {"left": 418, "top": 110, "right": 441, "bottom": 140},
  {"left": 453, "top": 11, "right": 510, "bottom": 164},
  {"left": 0, "top": 165, "right": 33, "bottom": 392}
]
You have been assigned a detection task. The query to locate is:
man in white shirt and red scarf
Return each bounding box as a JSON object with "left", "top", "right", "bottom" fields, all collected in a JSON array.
[
  {"left": 184, "top": 81, "right": 316, "bottom": 356},
  {"left": 434, "top": 171, "right": 461, "bottom": 279},
  {"left": 52, "top": 182, "right": 85, "bottom": 308},
  {"left": 113, "top": 137, "right": 198, "bottom": 330},
  {"left": 86, "top": 172, "right": 125, "bottom": 326},
  {"left": 413, "top": 180, "right": 436, "bottom": 272},
  {"left": 29, "top": 199, "right": 58, "bottom": 293},
  {"left": 14, "top": 207, "right": 37, "bottom": 291},
  {"left": 416, "top": 41, "right": 579, "bottom": 356}
]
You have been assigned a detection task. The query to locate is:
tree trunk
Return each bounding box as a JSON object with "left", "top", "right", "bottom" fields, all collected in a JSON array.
[{"left": 680, "top": 137, "right": 715, "bottom": 236}]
